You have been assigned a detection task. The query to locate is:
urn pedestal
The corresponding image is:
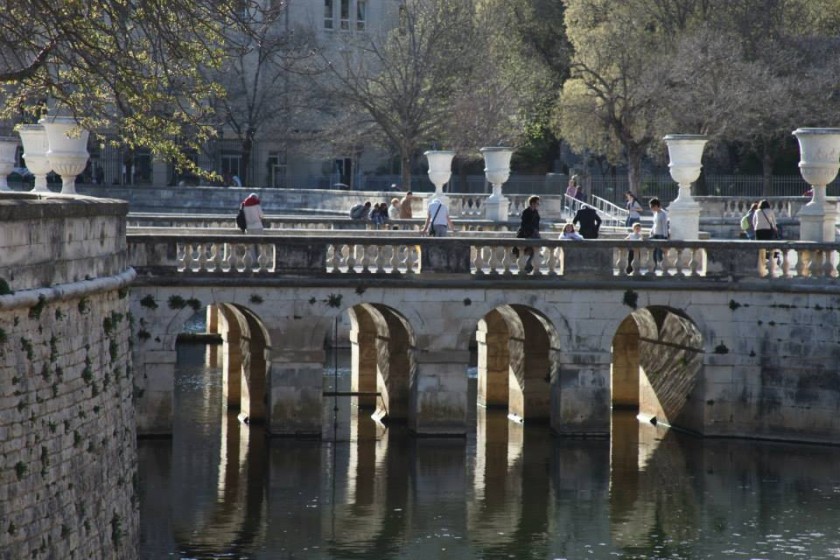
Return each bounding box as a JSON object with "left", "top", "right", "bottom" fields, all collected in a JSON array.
[
  {"left": 481, "top": 147, "right": 513, "bottom": 222},
  {"left": 42, "top": 116, "right": 90, "bottom": 195},
  {"left": 0, "top": 137, "right": 18, "bottom": 191},
  {"left": 424, "top": 150, "right": 454, "bottom": 211},
  {"left": 17, "top": 125, "right": 51, "bottom": 193},
  {"left": 663, "top": 134, "right": 708, "bottom": 240},
  {"left": 793, "top": 128, "right": 840, "bottom": 243}
]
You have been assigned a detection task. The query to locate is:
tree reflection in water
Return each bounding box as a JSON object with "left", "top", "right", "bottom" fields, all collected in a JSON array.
[{"left": 138, "top": 344, "right": 840, "bottom": 559}]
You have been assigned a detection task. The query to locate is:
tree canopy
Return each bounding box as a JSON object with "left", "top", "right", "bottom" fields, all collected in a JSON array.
[
  {"left": 0, "top": 0, "right": 266, "bottom": 172},
  {"left": 556, "top": 0, "right": 840, "bottom": 192}
]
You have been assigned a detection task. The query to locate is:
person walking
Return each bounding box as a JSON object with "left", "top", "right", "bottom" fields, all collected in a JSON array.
[
  {"left": 741, "top": 202, "right": 759, "bottom": 240},
  {"left": 422, "top": 197, "right": 454, "bottom": 237},
  {"left": 516, "top": 195, "right": 541, "bottom": 273},
  {"left": 240, "top": 193, "right": 264, "bottom": 233},
  {"left": 572, "top": 204, "right": 602, "bottom": 239},
  {"left": 565, "top": 175, "right": 580, "bottom": 199},
  {"left": 399, "top": 191, "right": 413, "bottom": 219},
  {"left": 625, "top": 191, "right": 643, "bottom": 227},
  {"left": 753, "top": 199, "right": 778, "bottom": 240},
  {"left": 649, "top": 198, "right": 668, "bottom": 268}
]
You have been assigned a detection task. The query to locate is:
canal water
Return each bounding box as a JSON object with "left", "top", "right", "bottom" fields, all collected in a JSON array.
[{"left": 138, "top": 342, "right": 840, "bottom": 559}]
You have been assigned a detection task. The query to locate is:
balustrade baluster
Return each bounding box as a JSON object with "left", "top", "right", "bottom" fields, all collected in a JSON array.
[
  {"left": 385, "top": 245, "right": 396, "bottom": 273},
  {"left": 821, "top": 250, "right": 837, "bottom": 278},
  {"left": 219, "top": 243, "right": 232, "bottom": 272},
  {"left": 642, "top": 248, "right": 656, "bottom": 277},
  {"left": 205, "top": 243, "right": 218, "bottom": 272},
  {"left": 176, "top": 243, "right": 187, "bottom": 271},
  {"left": 478, "top": 245, "right": 491, "bottom": 274},
  {"left": 347, "top": 243, "right": 358, "bottom": 274},
  {"left": 200, "top": 243, "right": 212, "bottom": 272},
  {"left": 325, "top": 244, "right": 336, "bottom": 272},
  {"left": 368, "top": 245, "right": 381, "bottom": 273}
]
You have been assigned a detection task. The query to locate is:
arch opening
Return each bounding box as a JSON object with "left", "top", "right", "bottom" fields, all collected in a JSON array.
[
  {"left": 475, "top": 304, "right": 560, "bottom": 424},
  {"left": 611, "top": 306, "right": 704, "bottom": 431}
]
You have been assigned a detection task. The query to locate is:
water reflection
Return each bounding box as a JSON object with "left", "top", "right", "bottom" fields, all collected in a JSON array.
[{"left": 138, "top": 344, "right": 840, "bottom": 559}]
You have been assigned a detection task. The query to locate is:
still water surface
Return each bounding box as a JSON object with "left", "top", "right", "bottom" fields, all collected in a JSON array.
[{"left": 138, "top": 344, "right": 840, "bottom": 559}]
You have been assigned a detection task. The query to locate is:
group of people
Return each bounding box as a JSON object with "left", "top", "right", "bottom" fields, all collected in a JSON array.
[
  {"left": 516, "top": 191, "right": 671, "bottom": 272},
  {"left": 740, "top": 200, "right": 780, "bottom": 240},
  {"left": 349, "top": 191, "right": 415, "bottom": 229}
]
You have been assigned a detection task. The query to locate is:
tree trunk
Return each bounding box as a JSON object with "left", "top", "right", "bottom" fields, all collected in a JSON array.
[
  {"left": 762, "top": 147, "right": 773, "bottom": 197},
  {"left": 400, "top": 150, "right": 412, "bottom": 193},
  {"left": 241, "top": 131, "right": 254, "bottom": 187},
  {"left": 626, "top": 144, "right": 643, "bottom": 196}
]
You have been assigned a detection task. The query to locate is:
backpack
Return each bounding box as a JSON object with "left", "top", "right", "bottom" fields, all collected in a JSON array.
[
  {"left": 740, "top": 213, "right": 750, "bottom": 231},
  {"left": 236, "top": 204, "right": 247, "bottom": 232}
]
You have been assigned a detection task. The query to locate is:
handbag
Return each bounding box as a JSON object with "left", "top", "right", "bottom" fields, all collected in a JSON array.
[
  {"left": 427, "top": 204, "right": 442, "bottom": 236},
  {"left": 235, "top": 204, "right": 247, "bottom": 232}
]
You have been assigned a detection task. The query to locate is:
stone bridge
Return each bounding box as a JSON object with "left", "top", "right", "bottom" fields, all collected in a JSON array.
[{"left": 129, "top": 231, "right": 840, "bottom": 445}]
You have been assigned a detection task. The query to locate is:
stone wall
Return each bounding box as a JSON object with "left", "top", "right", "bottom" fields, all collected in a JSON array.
[{"left": 0, "top": 194, "right": 137, "bottom": 559}]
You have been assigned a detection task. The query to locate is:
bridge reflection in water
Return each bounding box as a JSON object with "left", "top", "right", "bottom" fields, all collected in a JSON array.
[{"left": 138, "top": 342, "right": 840, "bottom": 559}]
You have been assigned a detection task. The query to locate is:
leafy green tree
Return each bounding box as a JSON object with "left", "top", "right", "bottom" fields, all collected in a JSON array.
[
  {"left": 0, "top": 0, "right": 262, "bottom": 173},
  {"left": 555, "top": 0, "right": 669, "bottom": 193}
]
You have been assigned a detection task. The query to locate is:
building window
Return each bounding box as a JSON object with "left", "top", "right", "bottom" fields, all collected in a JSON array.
[
  {"left": 356, "top": 0, "right": 366, "bottom": 31},
  {"left": 340, "top": 0, "right": 350, "bottom": 30},
  {"left": 324, "top": 0, "right": 334, "bottom": 29},
  {"left": 221, "top": 152, "right": 242, "bottom": 184},
  {"left": 267, "top": 152, "right": 287, "bottom": 188}
]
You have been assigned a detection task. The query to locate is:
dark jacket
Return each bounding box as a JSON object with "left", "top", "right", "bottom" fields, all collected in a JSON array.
[
  {"left": 517, "top": 207, "right": 541, "bottom": 239},
  {"left": 573, "top": 206, "right": 602, "bottom": 239}
]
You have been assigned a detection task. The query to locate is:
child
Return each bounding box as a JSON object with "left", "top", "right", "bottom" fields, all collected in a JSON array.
[
  {"left": 560, "top": 222, "right": 584, "bottom": 240},
  {"left": 625, "top": 222, "right": 643, "bottom": 273}
]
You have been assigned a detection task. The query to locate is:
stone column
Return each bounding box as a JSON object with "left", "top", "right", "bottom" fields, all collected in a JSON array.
[
  {"left": 350, "top": 324, "right": 378, "bottom": 409},
  {"left": 476, "top": 314, "right": 510, "bottom": 408},
  {"left": 239, "top": 336, "right": 268, "bottom": 423},
  {"left": 205, "top": 304, "right": 220, "bottom": 368},
  {"left": 409, "top": 349, "right": 471, "bottom": 435},
  {"left": 221, "top": 319, "right": 244, "bottom": 410},
  {"left": 268, "top": 347, "right": 325, "bottom": 436},
  {"left": 550, "top": 351, "right": 611, "bottom": 436},
  {"left": 611, "top": 318, "right": 640, "bottom": 408}
]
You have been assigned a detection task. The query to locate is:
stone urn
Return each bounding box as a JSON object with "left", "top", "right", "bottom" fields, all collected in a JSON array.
[
  {"left": 17, "top": 124, "right": 52, "bottom": 193},
  {"left": 480, "top": 147, "right": 513, "bottom": 222},
  {"left": 41, "top": 116, "right": 90, "bottom": 195},
  {"left": 424, "top": 150, "right": 454, "bottom": 209},
  {"left": 793, "top": 128, "right": 840, "bottom": 242},
  {"left": 663, "top": 134, "right": 707, "bottom": 240},
  {"left": 0, "top": 136, "right": 18, "bottom": 191}
]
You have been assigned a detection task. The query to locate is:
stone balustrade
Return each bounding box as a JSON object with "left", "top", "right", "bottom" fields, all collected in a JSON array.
[
  {"left": 127, "top": 213, "right": 518, "bottom": 232},
  {"left": 127, "top": 233, "right": 840, "bottom": 282},
  {"left": 695, "top": 196, "right": 815, "bottom": 219}
]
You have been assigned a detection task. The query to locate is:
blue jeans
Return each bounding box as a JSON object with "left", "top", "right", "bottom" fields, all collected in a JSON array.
[
  {"left": 650, "top": 234, "right": 667, "bottom": 265},
  {"left": 626, "top": 216, "right": 640, "bottom": 228}
]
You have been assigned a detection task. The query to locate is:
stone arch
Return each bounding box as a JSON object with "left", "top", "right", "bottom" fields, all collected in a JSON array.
[
  {"left": 476, "top": 304, "right": 559, "bottom": 423},
  {"left": 611, "top": 306, "right": 704, "bottom": 431},
  {"left": 347, "top": 303, "right": 415, "bottom": 423},
  {"left": 215, "top": 303, "right": 271, "bottom": 424}
]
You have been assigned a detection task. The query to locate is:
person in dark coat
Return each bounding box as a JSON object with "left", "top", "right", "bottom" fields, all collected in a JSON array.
[
  {"left": 515, "top": 195, "right": 541, "bottom": 273},
  {"left": 572, "top": 204, "right": 602, "bottom": 239}
]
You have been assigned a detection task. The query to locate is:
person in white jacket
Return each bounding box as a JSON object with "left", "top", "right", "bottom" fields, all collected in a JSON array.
[{"left": 241, "top": 193, "right": 264, "bottom": 233}]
